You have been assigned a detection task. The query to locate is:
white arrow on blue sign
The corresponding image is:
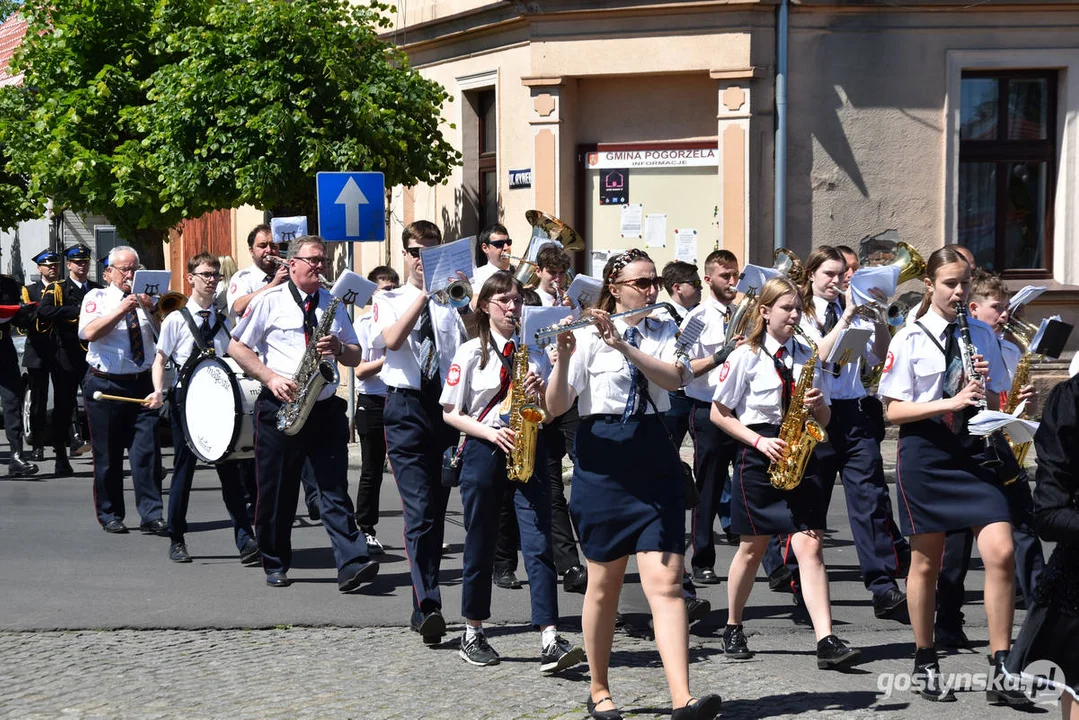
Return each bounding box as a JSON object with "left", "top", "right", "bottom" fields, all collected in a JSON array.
[{"left": 316, "top": 171, "right": 386, "bottom": 242}]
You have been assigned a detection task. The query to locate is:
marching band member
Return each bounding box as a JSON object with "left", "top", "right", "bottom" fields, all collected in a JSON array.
[
  {"left": 546, "top": 248, "right": 721, "bottom": 720},
  {"left": 229, "top": 235, "right": 377, "bottom": 591},
  {"left": 878, "top": 246, "right": 1026, "bottom": 704},
  {"left": 0, "top": 259, "right": 37, "bottom": 477},
  {"left": 21, "top": 250, "right": 62, "bottom": 465},
  {"left": 440, "top": 271, "right": 585, "bottom": 673},
  {"left": 146, "top": 253, "right": 256, "bottom": 566},
  {"left": 37, "top": 244, "right": 99, "bottom": 469},
  {"left": 710, "top": 276, "right": 861, "bottom": 670},
  {"left": 684, "top": 250, "right": 741, "bottom": 584},
  {"left": 796, "top": 246, "right": 907, "bottom": 620},
  {"left": 533, "top": 246, "right": 572, "bottom": 308},
  {"left": 375, "top": 220, "right": 472, "bottom": 646},
  {"left": 472, "top": 223, "right": 512, "bottom": 291},
  {"left": 225, "top": 224, "right": 288, "bottom": 320},
  {"left": 352, "top": 265, "right": 399, "bottom": 555},
  {"left": 79, "top": 246, "right": 163, "bottom": 534}
]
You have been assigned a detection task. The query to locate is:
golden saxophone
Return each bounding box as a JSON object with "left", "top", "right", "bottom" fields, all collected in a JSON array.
[
  {"left": 768, "top": 326, "right": 828, "bottom": 491},
  {"left": 506, "top": 336, "right": 548, "bottom": 482},
  {"left": 1000, "top": 316, "right": 1040, "bottom": 476}
]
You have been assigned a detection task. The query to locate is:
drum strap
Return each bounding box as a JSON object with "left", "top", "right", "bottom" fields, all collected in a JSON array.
[{"left": 180, "top": 306, "right": 225, "bottom": 355}]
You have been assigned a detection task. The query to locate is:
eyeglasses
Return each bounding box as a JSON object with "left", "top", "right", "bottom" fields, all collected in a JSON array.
[
  {"left": 110, "top": 265, "right": 138, "bottom": 275},
  {"left": 676, "top": 279, "right": 702, "bottom": 290},
  {"left": 191, "top": 271, "right": 222, "bottom": 280},
  {"left": 487, "top": 239, "right": 512, "bottom": 249},
  {"left": 616, "top": 276, "right": 663, "bottom": 291},
  {"left": 404, "top": 247, "right": 422, "bottom": 259},
  {"left": 490, "top": 295, "right": 523, "bottom": 308},
  {"left": 293, "top": 256, "right": 329, "bottom": 267}
]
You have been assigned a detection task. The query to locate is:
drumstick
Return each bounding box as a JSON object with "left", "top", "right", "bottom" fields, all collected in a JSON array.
[{"left": 92, "top": 391, "right": 150, "bottom": 405}]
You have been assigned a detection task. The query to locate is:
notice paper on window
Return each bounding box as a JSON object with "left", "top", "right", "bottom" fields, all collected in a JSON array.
[
  {"left": 644, "top": 213, "right": 667, "bottom": 248},
  {"left": 590, "top": 249, "right": 624, "bottom": 277},
  {"left": 619, "top": 204, "right": 643, "bottom": 238},
  {"left": 675, "top": 228, "right": 698, "bottom": 264},
  {"left": 420, "top": 237, "right": 474, "bottom": 295}
]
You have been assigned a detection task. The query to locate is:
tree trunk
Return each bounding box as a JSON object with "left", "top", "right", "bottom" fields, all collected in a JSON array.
[{"left": 131, "top": 227, "right": 167, "bottom": 269}]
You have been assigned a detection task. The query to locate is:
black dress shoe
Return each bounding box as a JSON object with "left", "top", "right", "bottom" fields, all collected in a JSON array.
[
  {"left": 70, "top": 435, "right": 91, "bottom": 457},
  {"left": 410, "top": 609, "right": 446, "bottom": 645},
  {"left": 685, "top": 597, "right": 711, "bottom": 623},
  {"left": 306, "top": 501, "right": 320, "bottom": 522},
  {"left": 986, "top": 650, "right": 1033, "bottom": 706},
  {"left": 912, "top": 647, "right": 957, "bottom": 702},
  {"left": 169, "top": 542, "right": 192, "bottom": 563},
  {"left": 338, "top": 559, "right": 379, "bottom": 592},
  {"left": 873, "top": 587, "right": 907, "bottom": 619},
  {"left": 691, "top": 567, "right": 721, "bottom": 585},
  {"left": 493, "top": 569, "right": 522, "bottom": 589},
  {"left": 53, "top": 454, "right": 74, "bottom": 477},
  {"left": 563, "top": 564, "right": 587, "bottom": 594},
  {"left": 103, "top": 520, "right": 129, "bottom": 534},
  {"left": 586, "top": 695, "right": 623, "bottom": 720},
  {"left": 239, "top": 539, "right": 261, "bottom": 566},
  {"left": 816, "top": 634, "right": 861, "bottom": 669},
  {"left": 672, "top": 694, "right": 722, "bottom": 720},
  {"left": 934, "top": 623, "right": 970, "bottom": 650},
  {"left": 723, "top": 530, "right": 740, "bottom": 546},
  {"left": 29, "top": 447, "right": 45, "bottom": 462},
  {"left": 767, "top": 565, "right": 793, "bottom": 592},
  {"left": 8, "top": 452, "right": 39, "bottom": 477},
  {"left": 139, "top": 518, "right": 167, "bottom": 534},
  {"left": 266, "top": 571, "right": 292, "bottom": 588}
]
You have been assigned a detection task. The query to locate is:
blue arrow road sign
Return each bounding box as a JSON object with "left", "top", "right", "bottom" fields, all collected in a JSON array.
[{"left": 316, "top": 171, "right": 386, "bottom": 242}]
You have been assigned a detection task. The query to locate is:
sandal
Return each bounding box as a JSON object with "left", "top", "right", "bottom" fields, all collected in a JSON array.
[{"left": 586, "top": 695, "right": 623, "bottom": 720}]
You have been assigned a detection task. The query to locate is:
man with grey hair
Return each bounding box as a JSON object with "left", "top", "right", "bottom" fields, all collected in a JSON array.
[{"left": 79, "top": 245, "right": 164, "bottom": 534}]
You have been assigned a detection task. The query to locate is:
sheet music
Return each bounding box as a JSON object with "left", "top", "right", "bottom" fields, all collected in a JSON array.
[
  {"left": 330, "top": 270, "right": 377, "bottom": 307},
  {"left": 824, "top": 327, "right": 872, "bottom": 365},
  {"left": 522, "top": 306, "right": 574, "bottom": 348},
  {"left": 969, "top": 405, "right": 1039, "bottom": 440},
  {"left": 420, "top": 237, "right": 474, "bottom": 295},
  {"left": 849, "top": 266, "right": 900, "bottom": 307},
  {"left": 132, "top": 270, "right": 172, "bottom": 296},
  {"left": 736, "top": 264, "right": 781, "bottom": 294},
  {"left": 1008, "top": 285, "right": 1048, "bottom": 313},
  {"left": 567, "top": 274, "right": 602, "bottom": 310}
]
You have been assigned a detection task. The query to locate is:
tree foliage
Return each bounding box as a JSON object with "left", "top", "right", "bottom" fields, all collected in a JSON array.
[{"left": 0, "top": 0, "right": 460, "bottom": 246}]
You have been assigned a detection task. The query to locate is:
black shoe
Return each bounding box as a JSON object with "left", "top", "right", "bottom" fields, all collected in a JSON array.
[
  {"left": 986, "top": 650, "right": 1033, "bottom": 706},
  {"left": 816, "top": 634, "right": 861, "bottom": 669},
  {"left": 410, "top": 609, "right": 446, "bottom": 646},
  {"left": 458, "top": 631, "right": 500, "bottom": 666},
  {"left": 691, "top": 567, "right": 721, "bottom": 585},
  {"left": 493, "top": 568, "right": 522, "bottom": 590},
  {"left": 873, "top": 587, "right": 907, "bottom": 619},
  {"left": 721, "top": 623, "right": 753, "bottom": 659},
  {"left": 723, "top": 530, "right": 740, "bottom": 546},
  {"left": 266, "top": 571, "right": 292, "bottom": 588},
  {"left": 102, "top": 520, "right": 128, "bottom": 534},
  {"left": 934, "top": 623, "right": 970, "bottom": 650},
  {"left": 912, "top": 647, "right": 957, "bottom": 702},
  {"left": 8, "top": 452, "right": 39, "bottom": 477},
  {"left": 29, "top": 447, "right": 45, "bottom": 462},
  {"left": 563, "top": 564, "right": 587, "bottom": 594},
  {"left": 686, "top": 597, "right": 711, "bottom": 623},
  {"left": 70, "top": 435, "right": 91, "bottom": 457},
  {"left": 540, "top": 635, "right": 585, "bottom": 674},
  {"left": 53, "top": 454, "right": 73, "bottom": 477},
  {"left": 586, "top": 695, "right": 623, "bottom": 720},
  {"left": 672, "top": 694, "right": 723, "bottom": 720},
  {"left": 239, "top": 539, "right": 261, "bottom": 566},
  {"left": 767, "top": 565, "right": 793, "bottom": 592},
  {"left": 338, "top": 559, "right": 379, "bottom": 593},
  {"left": 306, "top": 501, "right": 320, "bottom": 522},
  {"left": 169, "top": 542, "right": 192, "bottom": 563},
  {"left": 139, "top": 518, "right": 167, "bottom": 535}
]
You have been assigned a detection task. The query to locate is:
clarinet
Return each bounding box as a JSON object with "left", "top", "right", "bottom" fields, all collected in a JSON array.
[{"left": 953, "top": 302, "right": 1002, "bottom": 468}]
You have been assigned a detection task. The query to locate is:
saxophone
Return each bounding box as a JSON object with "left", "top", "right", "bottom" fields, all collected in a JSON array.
[
  {"left": 1002, "top": 349, "right": 1036, "bottom": 473},
  {"left": 506, "top": 336, "right": 547, "bottom": 482},
  {"left": 276, "top": 284, "right": 341, "bottom": 436},
  {"left": 768, "top": 326, "right": 828, "bottom": 491}
]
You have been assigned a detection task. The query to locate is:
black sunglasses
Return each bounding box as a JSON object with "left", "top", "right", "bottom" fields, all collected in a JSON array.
[
  {"left": 404, "top": 247, "right": 422, "bottom": 258},
  {"left": 616, "top": 277, "right": 663, "bottom": 291},
  {"left": 486, "top": 239, "right": 512, "bottom": 249}
]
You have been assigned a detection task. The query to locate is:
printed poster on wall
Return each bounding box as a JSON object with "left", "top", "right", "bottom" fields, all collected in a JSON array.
[
  {"left": 619, "top": 204, "right": 643, "bottom": 238},
  {"left": 675, "top": 228, "right": 698, "bottom": 264},
  {"left": 599, "top": 168, "right": 629, "bottom": 205},
  {"left": 644, "top": 214, "right": 667, "bottom": 248}
]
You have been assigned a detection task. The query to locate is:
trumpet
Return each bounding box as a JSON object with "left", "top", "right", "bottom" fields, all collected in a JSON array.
[{"left": 432, "top": 278, "right": 473, "bottom": 308}]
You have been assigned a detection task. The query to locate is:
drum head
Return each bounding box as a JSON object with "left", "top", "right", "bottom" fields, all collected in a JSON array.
[{"left": 181, "top": 355, "right": 242, "bottom": 463}]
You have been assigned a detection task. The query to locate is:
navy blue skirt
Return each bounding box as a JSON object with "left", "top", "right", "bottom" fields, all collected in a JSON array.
[
  {"left": 730, "top": 424, "right": 826, "bottom": 536},
  {"left": 570, "top": 414, "right": 686, "bottom": 562},
  {"left": 894, "top": 420, "right": 1010, "bottom": 535}
]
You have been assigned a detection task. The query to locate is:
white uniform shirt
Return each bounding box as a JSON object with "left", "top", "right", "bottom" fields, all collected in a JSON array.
[
  {"left": 225, "top": 264, "right": 274, "bottom": 319},
  {"left": 354, "top": 314, "right": 387, "bottom": 397},
  {"left": 231, "top": 284, "right": 357, "bottom": 402},
  {"left": 567, "top": 315, "right": 679, "bottom": 416},
  {"left": 713, "top": 333, "right": 831, "bottom": 426},
  {"left": 536, "top": 287, "right": 557, "bottom": 307},
  {"left": 878, "top": 308, "right": 1009, "bottom": 403},
  {"left": 79, "top": 285, "right": 157, "bottom": 374},
  {"left": 156, "top": 297, "right": 231, "bottom": 369},
  {"left": 798, "top": 296, "right": 879, "bottom": 401},
  {"left": 682, "top": 297, "right": 731, "bottom": 403},
  {"left": 373, "top": 283, "right": 467, "bottom": 390},
  {"left": 440, "top": 330, "right": 552, "bottom": 429},
  {"left": 471, "top": 263, "right": 504, "bottom": 293}
]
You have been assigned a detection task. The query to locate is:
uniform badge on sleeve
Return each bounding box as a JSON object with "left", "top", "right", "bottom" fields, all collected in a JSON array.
[
  {"left": 230, "top": 282, "right": 238, "bottom": 294},
  {"left": 718, "top": 361, "right": 730, "bottom": 382},
  {"left": 883, "top": 352, "right": 895, "bottom": 373},
  {"left": 85, "top": 301, "right": 96, "bottom": 313},
  {"left": 446, "top": 364, "right": 461, "bottom": 386},
  {"left": 372, "top": 304, "right": 379, "bottom": 322}
]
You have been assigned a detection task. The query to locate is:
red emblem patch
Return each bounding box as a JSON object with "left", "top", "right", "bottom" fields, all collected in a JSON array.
[
  {"left": 85, "top": 301, "right": 96, "bottom": 313},
  {"left": 372, "top": 304, "right": 379, "bottom": 322},
  {"left": 446, "top": 364, "right": 461, "bottom": 386},
  {"left": 243, "top": 306, "right": 253, "bottom": 319},
  {"left": 883, "top": 352, "right": 895, "bottom": 373},
  {"left": 230, "top": 282, "right": 237, "bottom": 294},
  {"left": 718, "top": 361, "right": 730, "bottom": 382}
]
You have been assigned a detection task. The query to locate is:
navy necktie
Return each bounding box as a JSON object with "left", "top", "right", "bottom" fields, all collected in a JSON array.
[
  {"left": 125, "top": 307, "right": 144, "bottom": 366},
  {"left": 198, "top": 309, "right": 214, "bottom": 346},
  {"left": 418, "top": 301, "right": 439, "bottom": 386},
  {"left": 773, "top": 346, "right": 794, "bottom": 414},
  {"left": 621, "top": 326, "right": 645, "bottom": 423}
]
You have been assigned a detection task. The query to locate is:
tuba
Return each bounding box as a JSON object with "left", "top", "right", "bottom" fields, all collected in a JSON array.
[
  {"left": 768, "top": 326, "right": 828, "bottom": 491},
  {"left": 277, "top": 276, "right": 341, "bottom": 435},
  {"left": 506, "top": 334, "right": 548, "bottom": 481},
  {"left": 155, "top": 292, "right": 188, "bottom": 323}
]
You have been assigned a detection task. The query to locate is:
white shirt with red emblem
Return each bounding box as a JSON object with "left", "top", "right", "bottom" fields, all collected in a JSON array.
[
  {"left": 681, "top": 296, "right": 731, "bottom": 403},
  {"left": 79, "top": 284, "right": 157, "bottom": 374},
  {"left": 225, "top": 264, "right": 274, "bottom": 320},
  {"left": 797, "top": 295, "right": 880, "bottom": 401},
  {"left": 712, "top": 333, "right": 831, "bottom": 427},
  {"left": 372, "top": 283, "right": 467, "bottom": 391},
  {"left": 439, "top": 330, "right": 551, "bottom": 430}
]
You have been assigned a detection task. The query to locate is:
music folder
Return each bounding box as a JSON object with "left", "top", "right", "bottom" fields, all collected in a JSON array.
[
  {"left": 331, "top": 271, "right": 377, "bottom": 307},
  {"left": 823, "top": 327, "right": 872, "bottom": 366},
  {"left": 566, "top": 274, "right": 602, "bottom": 310},
  {"left": 1031, "top": 317, "right": 1072, "bottom": 359},
  {"left": 131, "top": 270, "right": 173, "bottom": 296}
]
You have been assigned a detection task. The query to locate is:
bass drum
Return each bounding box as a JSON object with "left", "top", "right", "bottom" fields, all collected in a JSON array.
[{"left": 180, "top": 356, "right": 260, "bottom": 463}]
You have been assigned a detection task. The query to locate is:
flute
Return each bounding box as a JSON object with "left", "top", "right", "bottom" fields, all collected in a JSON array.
[{"left": 533, "top": 302, "right": 677, "bottom": 345}]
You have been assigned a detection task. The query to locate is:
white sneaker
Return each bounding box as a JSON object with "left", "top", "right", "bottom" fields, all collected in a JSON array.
[{"left": 364, "top": 533, "right": 384, "bottom": 555}]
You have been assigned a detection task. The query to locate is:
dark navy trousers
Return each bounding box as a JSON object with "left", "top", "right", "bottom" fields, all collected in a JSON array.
[
  {"left": 459, "top": 437, "right": 558, "bottom": 627},
  {"left": 384, "top": 386, "right": 458, "bottom": 613},
  {"left": 687, "top": 399, "right": 737, "bottom": 571},
  {"left": 83, "top": 370, "right": 162, "bottom": 526},
  {"left": 252, "top": 391, "right": 368, "bottom": 576},
  {"left": 166, "top": 400, "right": 254, "bottom": 549}
]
